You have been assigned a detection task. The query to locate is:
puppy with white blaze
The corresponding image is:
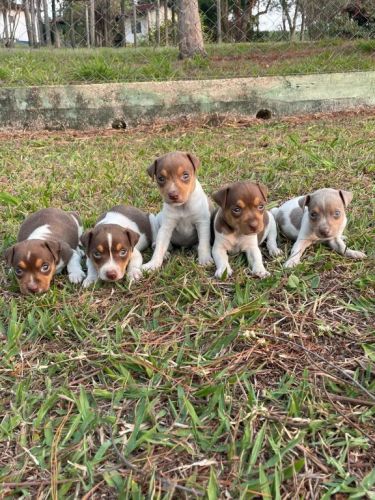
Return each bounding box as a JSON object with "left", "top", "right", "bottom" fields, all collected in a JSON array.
[
  {"left": 271, "top": 188, "right": 367, "bottom": 268},
  {"left": 81, "top": 205, "right": 156, "bottom": 287},
  {"left": 212, "top": 181, "right": 281, "bottom": 279},
  {"left": 142, "top": 151, "right": 213, "bottom": 271}
]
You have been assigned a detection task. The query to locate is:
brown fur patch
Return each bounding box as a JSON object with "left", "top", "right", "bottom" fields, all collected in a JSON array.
[{"left": 257, "top": 211, "right": 269, "bottom": 242}]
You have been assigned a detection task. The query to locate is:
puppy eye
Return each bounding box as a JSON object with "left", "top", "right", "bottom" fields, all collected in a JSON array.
[
  {"left": 334, "top": 210, "right": 341, "bottom": 218},
  {"left": 119, "top": 249, "right": 128, "bottom": 257},
  {"left": 93, "top": 251, "right": 102, "bottom": 259},
  {"left": 182, "top": 172, "right": 190, "bottom": 181},
  {"left": 310, "top": 211, "right": 318, "bottom": 219},
  {"left": 232, "top": 207, "right": 242, "bottom": 214},
  {"left": 15, "top": 267, "right": 23, "bottom": 277},
  {"left": 157, "top": 176, "right": 165, "bottom": 183},
  {"left": 41, "top": 263, "right": 50, "bottom": 272},
  {"left": 258, "top": 204, "right": 265, "bottom": 211}
]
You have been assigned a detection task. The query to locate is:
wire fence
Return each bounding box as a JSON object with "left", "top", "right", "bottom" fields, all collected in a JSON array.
[{"left": 0, "top": 0, "right": 374, "bottom": 83}]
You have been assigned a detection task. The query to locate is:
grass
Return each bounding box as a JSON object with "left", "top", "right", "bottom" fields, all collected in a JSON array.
[
  {"left": 0, "top": 39, "right": 374, "bottom": 86},
  {"left": 0, "top": 112, "right": 374, "bottom": 498}
]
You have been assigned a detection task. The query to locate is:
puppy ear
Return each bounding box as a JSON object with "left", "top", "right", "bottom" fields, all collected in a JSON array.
[
  {"left": 212, "top": 187, "right": 229, "bottom": 208},
  {"left": 125, "top": 229, "right": 140, "bottom": 249},
  {"left": 339, "top": 190, "right": 353, "bottom": 207},
  {"left": 147, "top": 159, "right": 158, "bottom": 179},
  {"left": 44, "top": 241, "right": 61, "bottom": 263},
  {"left": 80, "top": 230, "right": 93, "bottom": 250},
  {"left": 4, "top": 245, "right": 15, "bottom": 266},
  {"left": 257, "top": 183, "right": 268, "bottom": 202},
  {"left": 298, "top": 195, "right": 309, "bottom": 209},
  {"left": 186, "top": 153, "right": 200, "bottom": 172}
]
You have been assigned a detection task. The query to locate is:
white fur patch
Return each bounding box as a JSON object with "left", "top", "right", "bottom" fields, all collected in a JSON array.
[
  {"left": 97, "top": 212, "right": 148, "bottom": 251},
  {"left": 27, "top": 224, "right": 51, "bottom": 241}
]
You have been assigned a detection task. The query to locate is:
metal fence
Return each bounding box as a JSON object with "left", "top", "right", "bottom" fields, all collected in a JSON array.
[{"left": 1, "top": 0, "right": 374, "bottom": 49}]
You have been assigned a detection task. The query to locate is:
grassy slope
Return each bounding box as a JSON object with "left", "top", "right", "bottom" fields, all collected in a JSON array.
[
  {"left": 0, "top": 114, "right": 374, "bottom": 498},
  {"left": 0, "top": 39, "right": 374, "bottom": 86}
]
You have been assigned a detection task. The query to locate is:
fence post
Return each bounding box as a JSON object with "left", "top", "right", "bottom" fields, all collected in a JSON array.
[
  {"left": 216, "top": 0, "right": 222, "bottom": 43},
  {"left": 89, "top": 0, "right": 95, "bottom": 46},
  {"left": 85, "top": 1, "right": 90, "bottom": 47},
  {"left": 132, "top": 0, "right": 137, "bottom": 47},
  {"left": 120, "top": 0, "right": 126, "bottom": 46},
  {"left": 171, "top": 0, "right": 176, "bottom": 45}
]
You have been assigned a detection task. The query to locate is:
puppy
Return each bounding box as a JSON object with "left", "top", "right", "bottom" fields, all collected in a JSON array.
[
  {"left": 4, "top": 208, "right": 85, "bottom": 294},
  {"left": 271, "top": 188, "right": 367, "bottom": 268},
  {"left": 142, "top": 151, "right": 213, "bottom": 271},
  {"left": 212, "top": 181, "right": 281, "bottom": 279},
  {"left": 81, "top": 205, "right": 156, "bottom": 287}
]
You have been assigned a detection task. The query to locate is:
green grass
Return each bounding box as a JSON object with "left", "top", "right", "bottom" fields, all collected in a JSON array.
[
  {"left": 0, "top": 113, "right": 374, "bottom": 497},
  {"left": 0, "top": 39, "right": 374, "bottom": 86}
]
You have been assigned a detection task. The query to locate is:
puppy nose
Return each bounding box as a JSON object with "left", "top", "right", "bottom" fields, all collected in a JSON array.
[
  {"left": 27, "top": 282, "right": 39, "bottom": 293},
  {"left": 320, "top": 227, "right": 331, "bottom": 237},
  {"left": 106, "top": 270, "right": 118, "bottom": 281},
  {"left": 248, "top": 220, "right": 258, "bottom": 230},
  {"left": 168, "top": 192, "right": 179, "bottom": 201}
]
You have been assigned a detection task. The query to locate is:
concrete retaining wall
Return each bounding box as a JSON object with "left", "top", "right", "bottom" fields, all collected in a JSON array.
[{"left": 0, "top": 71, "right": 374, "bottom": 130}]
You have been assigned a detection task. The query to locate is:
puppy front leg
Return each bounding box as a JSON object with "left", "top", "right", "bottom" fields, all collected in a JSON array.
[
  {"left": 127, "top": 248, "right": 143, "bottom": 282},
  {"left": 327, "top": 237, "right": 366, "bottom": 260},
  {"left": 67, "top": 249, "right": 85, "bottom": 284},
  {"left": 246, "top": 246, "right": 270, "bottom": 278},
  {"left": 284, "top": 238, "right": 313, "bottom": 268},
  {"left": 142, "top": 221, "right": 176, "bottom": 272},
  {"left": 82, "top": 258, "right": 98, "bottom": 288},
  {"left": 212, "top": 241, "right": 232, "bottom": 278},
  {"left": 266, "top": 215, "right": 283, "bottom": 257},
  {"left": 196, "top": 218, "right": 213, "bottom": 265}
]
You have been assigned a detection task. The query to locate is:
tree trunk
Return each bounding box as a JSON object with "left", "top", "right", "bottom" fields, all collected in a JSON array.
[
  {"left": 164, "top": 0, "right": 168, "bottom": 46},
  {"left": 177, "top": 0, "right": 206, "bottom": 59},
  {"left": 89, "top": 0, "right": 95, "bottom": 47},
  {"left": 2, "top": 9, "right": 10, "bottom": 47},
  {"left": 155, "top": 0, "right": 160, "bottom": 46},
  {"left": 23, "top": 0, "right": 34, "bottom": 46},
  {"left": 42, "top": 0, "right": 51, "bottom": 45},
  {"left": 132, "top": 0, "right": 137, "bottom": 47},
  {"left": 36, "top": 0, "right": 44, "bottom": 46},
  {"left": 171, "top": 0, "right": 176, "bottom": 45},
  {"left": 85, "top": 1, "right": 90, "bottom": 47},
  {"left": 29, "top": 0, "right": 38, "bottom": 46},
  {"left": 216, "top": 0, "right": 222, "bottom": 43},
  {"left": 120, "top": 0, "right": 126, "bottom": 46},
  {"left": 69, "top": 2, "right": 75, "bottom": 48},
  {"left": 221, "top": 0, "right": 228, "bottom": 41}
]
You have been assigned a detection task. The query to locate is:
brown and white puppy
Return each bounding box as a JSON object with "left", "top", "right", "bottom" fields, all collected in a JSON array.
[
  {"left": 142, "top": 151, "right": 213, "bottom": 271},
  {"left": 81, "top": 205, "right": 156, "bottom": 287},
  {"left": 271, "top": 188, "right": 367, "bottom": 268},
  {"left": 4, "top": 208, "right": 85, "bottom": 294},
  {"left": 212, "top": 181, "right": 281, "bottom": 279}
]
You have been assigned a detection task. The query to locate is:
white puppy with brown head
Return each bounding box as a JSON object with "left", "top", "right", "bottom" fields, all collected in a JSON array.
[
  {"left": 212, "top": 181, "right": 281, "bottom": 279},
  {"left": 4, "top": 208, "right": 85, "bottom": 294},
  {"left": 81, "top": 205, "right": 156, "bottom": 287},
  {"left": 142, "top": 151, "right": 213, "bottom": 271},
  {"left": 272, "top": 188, "right": 366, "bottom": 268}
]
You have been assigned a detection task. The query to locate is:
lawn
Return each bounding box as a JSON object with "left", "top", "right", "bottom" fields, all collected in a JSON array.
[
  {"left": 0, "top": 39, "right": 374, "bottom": 87},
  {"left": 0, "top": 112, "right": 374, "bottom": 498}
]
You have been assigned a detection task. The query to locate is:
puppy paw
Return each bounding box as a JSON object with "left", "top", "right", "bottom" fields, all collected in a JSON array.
[
  {"left": 252, "top": 268, "right": 270, "bottom": 279},
  {"left": 215, "top": 266, "right": 233, "bottom": 279},
  {"left": 142, "top": 260, "right": 162, "bottom": 273},
  {"left": 128, "top": 268, "right": 143, "bottom": 282},
  {"left": 69, "top": 269, "right": 86, "bottom": 284},
  {"left": 345, "top": 249, "right": 367, "bottom": 260},
  {"left": 284, "top": 258, "right": 300, "bottom": 269},
  {"left": 269, "top": 247, "right": 283, "bottom": 258},
  {"left": 82, "top": 277, "right": 96, "bottom": 288},
  {"left": 199, "top": 254, "right": 214, "bottom": 266}
]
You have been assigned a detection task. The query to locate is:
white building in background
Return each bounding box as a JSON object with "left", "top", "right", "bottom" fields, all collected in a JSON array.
[
  {"left": 122, "top": 3, "right": 172, "bottom": 45},
  {"left": 0, "top": 2, "right": 37, "bottom": 45}
]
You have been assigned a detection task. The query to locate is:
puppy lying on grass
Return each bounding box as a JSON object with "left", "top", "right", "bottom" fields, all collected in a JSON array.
[
  {"left": 5, "top": 208, "right": 85, "bottom": 294},
  {"left": 271, "top": 188, "right": 367, "bottom": 268},
  {"left": 212, "top": 181, "right": 282, "bottom": 279}
]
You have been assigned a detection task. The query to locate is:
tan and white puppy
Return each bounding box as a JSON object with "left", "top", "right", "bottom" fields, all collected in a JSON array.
[
  {"left": 271, "top": 188, "right": 366, "bottom": 268},
  {"left": 4, "top": 208, "right": 85, "bottom": 294},
  {"left": 81, "top": 205, "right": 156, "bottom": 287},
  {"left": 142, "top": 151, "right": 213, "bottom": 271},
  {"left": 212, "top": 181, "right": 281, "bottom": 279}
]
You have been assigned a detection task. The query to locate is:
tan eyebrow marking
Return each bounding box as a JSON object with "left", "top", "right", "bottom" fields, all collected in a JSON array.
[
  {"left": 237, "top": 199, "right": 246, "bottom": 208},
  {"left": 116, "top": 243, "right": 123, "bottom": 251},
  {"left": 35, "top": 258, "right": 43, "bottom": 267},
  {"left": 97, "top": 244, "right": 104, "bottom": 252},
  {"left": 18, "top": 260, "right": 27, "bottom": 269}
]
